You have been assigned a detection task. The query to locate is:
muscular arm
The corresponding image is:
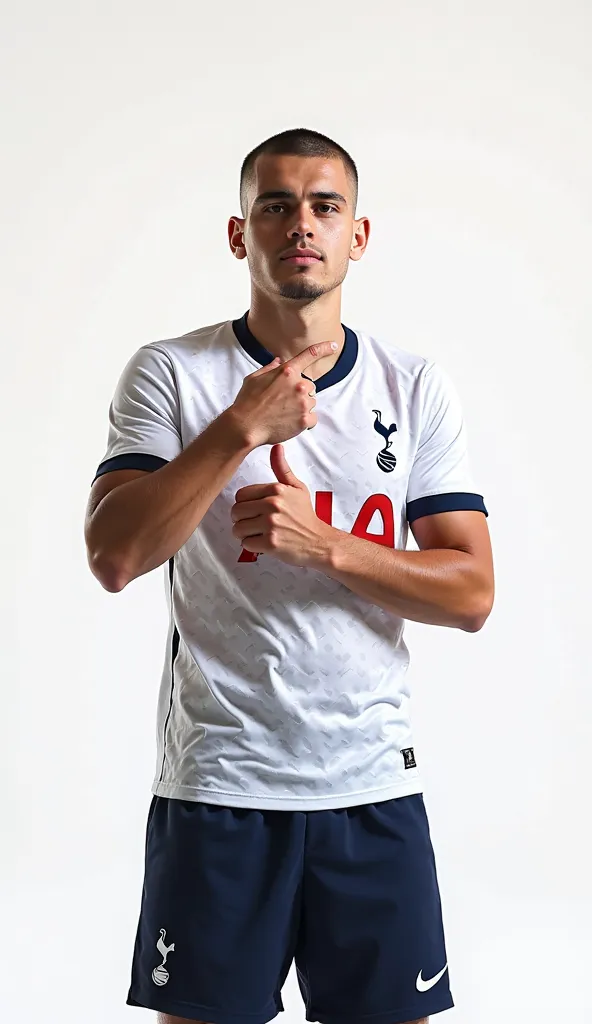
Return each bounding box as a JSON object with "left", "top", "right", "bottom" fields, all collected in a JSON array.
[
  {"left": 85, "top": 408, "right": 254, "bottom": 593},
  {"left": 313, "top": 510, "right": 494, "bottom": 632},
  {"left": 86, "top": 339, "right": 339, "bottom": 594}
]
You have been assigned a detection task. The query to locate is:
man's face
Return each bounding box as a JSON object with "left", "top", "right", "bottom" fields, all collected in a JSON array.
[{"left": 230, "top": 154, "right": 368, "bottom": 301}]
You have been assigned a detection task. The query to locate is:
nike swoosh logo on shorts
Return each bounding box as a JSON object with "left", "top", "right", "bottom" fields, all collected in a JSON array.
[{"left": 416, "top": 963, "right": 448, "bottom": 992}]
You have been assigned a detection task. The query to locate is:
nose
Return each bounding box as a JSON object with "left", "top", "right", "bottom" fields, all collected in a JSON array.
[{"left": 287, "top": 203, "right": 314, "bottom": 240}]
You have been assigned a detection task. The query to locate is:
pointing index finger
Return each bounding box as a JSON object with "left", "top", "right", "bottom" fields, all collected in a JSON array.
[{"left": 284, "top": 341, "right": 339, "bottom": 373}]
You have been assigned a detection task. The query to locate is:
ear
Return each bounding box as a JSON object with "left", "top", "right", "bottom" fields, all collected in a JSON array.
[
  {"left": 349, "top": 216, "right": 370, "bottom": 262},
  {"left": 228, "top": 217, "right": 247, "bottom": 260}
]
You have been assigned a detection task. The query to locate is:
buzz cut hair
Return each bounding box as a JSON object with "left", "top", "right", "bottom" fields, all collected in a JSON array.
[{"left": 240, "top": 128, "right": 358, "bottom": 216}]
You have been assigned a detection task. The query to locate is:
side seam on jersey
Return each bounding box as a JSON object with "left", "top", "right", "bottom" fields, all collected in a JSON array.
[{"left": 158, "top": 555, "right": 180, "bottom": 784}]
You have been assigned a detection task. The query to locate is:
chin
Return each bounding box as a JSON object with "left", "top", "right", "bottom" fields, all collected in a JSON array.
[{"left": 278, "top": 281, "right": 327, "bottom": 301}]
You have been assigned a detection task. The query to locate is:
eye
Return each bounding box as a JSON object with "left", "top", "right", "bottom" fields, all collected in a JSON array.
[
  {"left": 264, "top": 204, "right": 286, "bottom": 214},
  {"left": 316, "top": 204, "right": 338, "bottom": 214}
]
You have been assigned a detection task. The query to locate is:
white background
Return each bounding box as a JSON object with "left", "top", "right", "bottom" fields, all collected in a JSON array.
[{"left": 1, "top": 2, "right": 591, "bottom": 1022}]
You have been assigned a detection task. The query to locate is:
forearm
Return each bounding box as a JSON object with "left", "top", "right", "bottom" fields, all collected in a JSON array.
[
  {"left": 88, "top": 408, "right": 254, "bottom": 591},
  {"left": 314, "top": 529, "right": 492, "bottom": 632}
]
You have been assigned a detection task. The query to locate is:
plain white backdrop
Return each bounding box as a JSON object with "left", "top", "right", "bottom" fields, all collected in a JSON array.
[{"left": 1, "top": 2, "right": 591, "bottom": 1022}]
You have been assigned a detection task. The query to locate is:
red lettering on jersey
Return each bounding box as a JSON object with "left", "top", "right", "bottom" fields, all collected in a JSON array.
[
  {"left": 315, "top": 491, "right": 333, "bottom": 525},
  {"left": 351, "top": 494, "right": 394, "bottom": 547},
  {"left": 238, "top": 547, "right": 258, "bottom": 562},
  {"left": 238, "top": 491, "right": 395, "bottom": 561}
]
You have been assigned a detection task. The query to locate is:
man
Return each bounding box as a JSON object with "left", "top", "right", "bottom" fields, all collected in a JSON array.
[{"left": 85, "top": 128, "right": 494, "bottom": 1024}]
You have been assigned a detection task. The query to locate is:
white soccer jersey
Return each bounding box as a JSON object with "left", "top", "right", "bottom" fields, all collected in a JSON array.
[{"left": 94, "top": 315, "right": 487, "bottom": 810}]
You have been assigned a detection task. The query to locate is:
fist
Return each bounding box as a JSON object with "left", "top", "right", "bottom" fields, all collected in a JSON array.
[{"left": 231, "top": 341, "right": 338, "bottom": 447}]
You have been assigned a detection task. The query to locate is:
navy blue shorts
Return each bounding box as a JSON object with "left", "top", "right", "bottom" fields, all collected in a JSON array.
[{"left": 127, "top": 794, "right": 454, "bottom": 1024}]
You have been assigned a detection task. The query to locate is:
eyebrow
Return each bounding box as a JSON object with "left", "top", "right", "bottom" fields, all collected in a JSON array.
[{"left": 253, "top": 189, "right": 348, "bottom": 206}]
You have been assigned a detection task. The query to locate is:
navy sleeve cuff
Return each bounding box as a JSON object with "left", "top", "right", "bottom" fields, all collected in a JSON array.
[
  {"left": 406, "top": 492, "right": 488, "bottom": 523},
  {"left": 92, "top": 453, "right": 169, "bottom": 484}
]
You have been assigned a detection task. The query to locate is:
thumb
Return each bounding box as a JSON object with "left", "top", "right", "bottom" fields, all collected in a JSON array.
[{"left": 270, "top": 444, "right": 303, "bottom": 487}]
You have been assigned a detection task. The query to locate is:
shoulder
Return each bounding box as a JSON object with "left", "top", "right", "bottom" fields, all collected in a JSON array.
[
  {"left": 134, "top": 319, "right": 234, "bottom": 371},
  {"left": 113, "top": 321, "right": 236, "bottom": 399},
  {"left": 109, "top": 321, "right": 235, "bottom": 408},
  {"left": 354, "top": 326, "right": 450, "bottom": 395}
]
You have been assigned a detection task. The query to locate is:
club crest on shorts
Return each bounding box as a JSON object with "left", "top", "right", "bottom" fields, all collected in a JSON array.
[{"left": 152, "top": 928, "right": 175, "bottom": 986}]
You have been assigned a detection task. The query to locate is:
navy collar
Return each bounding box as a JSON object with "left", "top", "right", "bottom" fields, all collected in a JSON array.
[{"left": 232, "top": 312, "right": 358, "bottom": 393}]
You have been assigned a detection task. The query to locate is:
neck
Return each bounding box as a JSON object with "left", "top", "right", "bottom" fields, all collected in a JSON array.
[{"left": 247, "top": 288, "right": 345, "bottom": 379}]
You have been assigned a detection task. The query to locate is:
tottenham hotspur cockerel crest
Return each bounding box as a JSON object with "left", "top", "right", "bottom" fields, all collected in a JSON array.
[
  {"left": 152, "top": 928, "right": 175, "bottom": 986},
  {"left": 372, "top": 409, "right": 397, "bottom": 473}
]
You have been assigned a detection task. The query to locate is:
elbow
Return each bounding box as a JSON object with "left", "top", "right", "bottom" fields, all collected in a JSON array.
[
  {"left": 460, "top": 589, "right": 494, "bottom": 633},
  {"left": 88, "top": 549, "right": 132, "bottom": 594},
  {"left": 461, "top": 613, "right": 488, "bottom": 633}
]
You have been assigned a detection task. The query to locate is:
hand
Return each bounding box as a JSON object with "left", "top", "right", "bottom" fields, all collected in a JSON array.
[
  {"left": 231, "top": 340, "right": 338, "bottom": 448},
  {"left": 230, "top": 445, "right": 335, "bottom": 568}
]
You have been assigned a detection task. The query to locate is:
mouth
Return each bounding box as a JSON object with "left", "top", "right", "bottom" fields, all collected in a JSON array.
[
  {"left": 281, "top": 255, "right": 321, "bottom": 265},
  {"left": 280, "top": 249, "right": 323, "bottom": 265}
]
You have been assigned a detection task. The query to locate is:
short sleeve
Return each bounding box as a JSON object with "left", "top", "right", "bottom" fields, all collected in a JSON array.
[
  {"left": 93, "top": 344, "right": 182, "bottom": 483},
  {"left": 406, "top": 362, "right": 488, "bottom": 524}
]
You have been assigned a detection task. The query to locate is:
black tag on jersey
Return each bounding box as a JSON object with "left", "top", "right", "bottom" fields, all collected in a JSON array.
[{"left": 402, "top": 747, "right": 417, "bottom": 769}]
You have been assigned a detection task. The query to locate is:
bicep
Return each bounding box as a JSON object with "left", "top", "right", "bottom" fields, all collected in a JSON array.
[
  {"left": 93, "top": 344, "right": 182, "bottom": 483},
  {"left": 411, "top": 510, "right": 493, "bottom": 579},
  {"left": 407, "top": 362, "right": 486, "bottom": 516},
  {"left": 85, "top": 469, "right": 150, "bottom": 523}
]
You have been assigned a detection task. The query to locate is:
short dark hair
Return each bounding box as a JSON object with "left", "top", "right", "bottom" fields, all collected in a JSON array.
[{"left": 240, "top": 128, "right": 358, "bottom": 216}]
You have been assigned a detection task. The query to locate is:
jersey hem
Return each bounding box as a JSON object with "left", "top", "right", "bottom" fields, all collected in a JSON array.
[{"left": 151, "top": 775, "right": 423, "bottom": 810}]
